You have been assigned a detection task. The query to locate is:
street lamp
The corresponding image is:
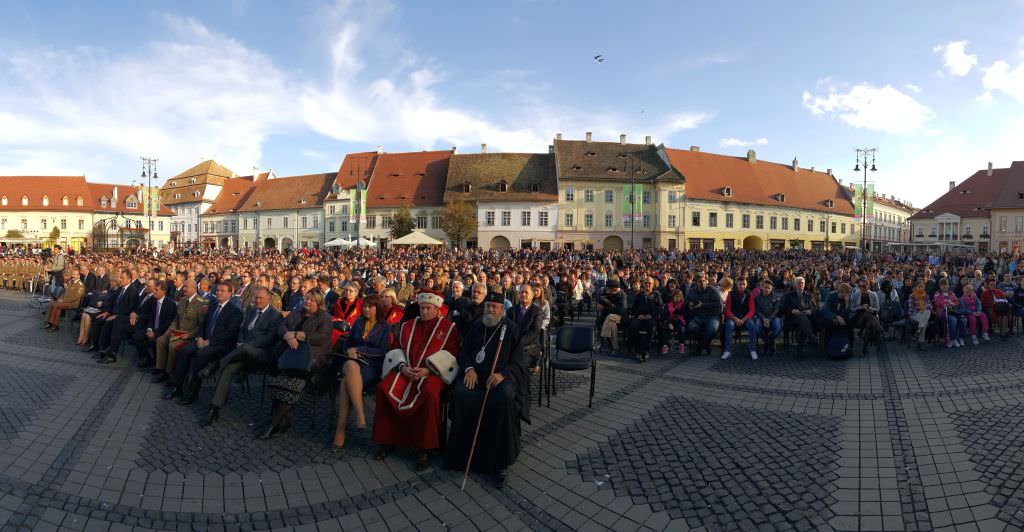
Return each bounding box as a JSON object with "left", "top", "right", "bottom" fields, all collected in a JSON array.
[
  {"left": 853, "top": 148, "right": 877, "bottom": 250},
  {"left": 255, "top": 201, "right": 262, "bottom": 250},
  {"left": 141, "top": 157, "right": 158, "bottom": 248}
]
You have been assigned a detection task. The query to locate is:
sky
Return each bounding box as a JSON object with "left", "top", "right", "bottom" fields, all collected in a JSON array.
[{"left": 1, "top": 0, "right": 1024, "bottom": 207}]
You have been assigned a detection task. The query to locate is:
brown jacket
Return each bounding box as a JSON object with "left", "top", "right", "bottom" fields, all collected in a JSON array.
[{"left": 278, "top": 310, "right": 333, "bottom": 361}]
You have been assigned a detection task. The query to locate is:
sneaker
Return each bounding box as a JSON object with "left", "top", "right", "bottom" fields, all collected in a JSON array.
[
  {"left": 750, "top": 351, "right": 758, "bottom": 360},
  {"left": 678, "top": 343, "right": 686, "bottom": 354},
  {"left": 721, "top": 350, "right": 732, "bottom": 360},
  {"left": 955, "top": 340, "right": 962, "bottom": 348},
  {"left": 946, "top": 340, "right": 953, "bottom": 348},
  {"left": 971, "top": 335, "right": 979, "bottom": 346},
  {"left": 983, "top": 332, "right": 991, "bottom": 341},
  {"left": 660, "top": 345, "right": 669, "bottom": 355}
]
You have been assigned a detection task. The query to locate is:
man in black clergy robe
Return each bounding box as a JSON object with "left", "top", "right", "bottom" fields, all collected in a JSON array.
[{"left": 446, "top": 291, "right": 530, "bottom": 487}]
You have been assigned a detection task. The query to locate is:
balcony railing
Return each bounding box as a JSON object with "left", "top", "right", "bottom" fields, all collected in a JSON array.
[{"left": 980, "top": 233, "right": 991, "bottom": 239}]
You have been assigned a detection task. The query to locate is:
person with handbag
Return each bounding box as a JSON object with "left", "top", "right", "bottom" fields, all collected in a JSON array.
[
  {"left": 262, "top": 290, "right": 333, "bottom": 439},
  {"left": 332, "top": 294, "right": 390, "bottom": 452},
  {"left": 933, "top": 278, "right": 965, "bottom": 348}
]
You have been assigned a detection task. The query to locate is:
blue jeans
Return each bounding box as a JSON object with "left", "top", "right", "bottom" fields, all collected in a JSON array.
[
  {"left": 946, "top": 314, "right": 967, "bottom": 341},
  {"left": 723, "top": 318, "right": 758, "bottom": 354},
  {"left": 755, "top": 317, "right": 783, "bottom": 347},
  {"left": 687, "top": 317, "right": 720, "bottom": 352}
]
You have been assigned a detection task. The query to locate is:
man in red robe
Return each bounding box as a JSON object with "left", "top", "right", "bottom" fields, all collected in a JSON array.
[{"left": 372, "top": 290, "right": 459, "bottom": 471}]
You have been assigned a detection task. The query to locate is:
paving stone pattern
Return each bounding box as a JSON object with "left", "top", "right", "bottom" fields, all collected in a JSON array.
[
  {"left": 3, "top": 293, "right": 1024, "bottom": 530},
  {"left": 573, "top": 396, "right": 841, "bottom": 530}
]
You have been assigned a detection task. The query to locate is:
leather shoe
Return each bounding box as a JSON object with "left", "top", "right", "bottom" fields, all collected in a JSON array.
[
  {"left": 81, "top": 344, "right": 96, "bottom": 353},
  {"left": 96, "top": 355, "right": 116, "bottom": 364},
  {"left": 150, "top": 373, "right": 168, "bottom": 384},
  {"left": 494, "top": 468, "right": 508, "bottom": 488},
  {"left": 48, "top": 325, "right": 59, "bottom": 332},
  {"left": 177, "top": 393, "right": 197, "bottom": 406},
  {"left": 198, "top": 364, "right": 216, "bottom": 380},
  {"left": 136, "top": 357, "right": 153, "bottom": 369},
  {"left": 200, "top": 407, "right": 219, "bottom": 427},
  {"left": 374, "top": 445, "right": 394, "bottom": 461},
  {"left": 162, "top": 386, "right": 181, "bottom": 400},
  {"left": 414, "top": 450, "right": 430, "bottom": 472}
]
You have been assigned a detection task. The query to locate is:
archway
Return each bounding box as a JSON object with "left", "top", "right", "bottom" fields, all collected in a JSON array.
[
  {"left": 603, "top": 235, "right": 624, "bottom": 250},
  {"left": 220, "top": 237, "right": 230, "bottom": 249},
  {"left": 742, "top": 236, "right": 763, "bottom": 250},
  {"left": 489, "top": 235, "right": 511, "bottom": 250},
  {"left": 263, "top": 237, "right": 276, "bottom": 249},
  {"left": 281, "top": 237, "right": 294, "bottom": 250}
]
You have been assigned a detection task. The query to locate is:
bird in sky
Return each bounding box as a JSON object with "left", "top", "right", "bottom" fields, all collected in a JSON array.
[{"left": 593, "top": 54, "right": 604, "bottom": 63}]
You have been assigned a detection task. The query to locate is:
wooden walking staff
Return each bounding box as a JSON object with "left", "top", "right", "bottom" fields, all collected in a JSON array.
[{"left": 460, "top": 324, "right": 507, "bottom": 491}]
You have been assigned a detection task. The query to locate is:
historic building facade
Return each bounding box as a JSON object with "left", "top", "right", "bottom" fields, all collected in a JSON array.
[
  {"left": 910, "top": 164, "right": 1008, "bottom": 253},
  {"left": 361, "top": 149, "right": 453, "bottom": 248}
]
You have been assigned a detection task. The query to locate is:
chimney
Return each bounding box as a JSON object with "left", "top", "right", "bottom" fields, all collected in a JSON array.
[
  {"left": 645, "top": 135, "right": 652, "bottom": 145},
  {"left": 949, "top": 180, "right": 956, "bottom": 191},
  {"left": 452, "top": 146, "right": 457, "bottom": 154},
  {"left": 690, "top": 146, "right": 700, "bottom": 152},
  {"left": 792, "top": 157, "right": 799, "bottom": 171},
  {"left": 826, "top": 168, "right": 832, "bottom": 176},
  {"left": 555, "top": 133, "right": 562, "bottom": 140},
  {"left": 747, "top": 149, "right": 756, "bottom": 163},
  {"left": 585, "top": 131, "right": 592, "bottom": 142},
  {"left": 481, "top": 143, "right": 487, "bottom": 154},
  {"left": 810, "top": 166, "right": 815, "bottom": 173},
  {"left": 619, "top": 134, "right": 626, "bottom": 145},
  {"left": 548, "top": 144, "right": 554, "bottom": 154},
  {"left": 839, "top": 179, "right": 843, "bottom": 185},
  {"left": 113, "top": 186, "right": 119, "bottom": 201},
  {"left": 376, "top": 145, "right": 383, "bottom": 154},
  {"left": 988, "top": 161, "right": 993, "bottom": 176}
]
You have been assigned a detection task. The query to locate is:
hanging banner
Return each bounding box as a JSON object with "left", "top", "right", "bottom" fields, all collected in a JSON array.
[
  {"left": 621, "top": 183, "right": 643, "bottom": 223},
  {"left": 853, "top": 183, "right": 876, "bottom": 222}
]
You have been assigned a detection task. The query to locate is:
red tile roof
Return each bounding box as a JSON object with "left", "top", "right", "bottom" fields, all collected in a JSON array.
[
  {"left": 206, "top": 178, "right": 257, "bottom": 214},
  {"left": 0, "top": 176, "right": 94, "bottom": 212},
  {"left": 88, "top": 183, "right": 175, "bottom": 216},
  {"left": 236, "top": 173, "right": 336, "bottom": 212},
  {"left": 663, "top": 148, "right": 854, "bottom": 215},
  {"left": 365, "top": 150, "right": 452, "bottom": 208},
  {"left": 910, "top": 165, "right": 1014, "bottom": 219},
  {"left": 335, "top": 152, "right": 378, "bottom": 191}
]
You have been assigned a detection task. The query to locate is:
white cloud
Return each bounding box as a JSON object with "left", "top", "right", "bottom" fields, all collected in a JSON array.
[
  {"left": 981, "top": 58, "right": 1024, "bottom": 102},
  {"left": 933, "top": 40, "right": 977, "bottom": 76},
  {"left": 905, "top": 83, "right": 922, "bottom": 93},
  {"left": 975, "top": 91, "right": 994, "bottom": 103},
  {"left": 719, "top": 137, "right": 767, "bottom": 148},
  {"left": 802, "top": 82, "right": 933, "bottom": 134}
]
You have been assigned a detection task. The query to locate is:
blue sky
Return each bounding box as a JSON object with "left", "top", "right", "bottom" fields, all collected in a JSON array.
[{"left": 1, "top": 0, "right": 1023, "bottom": 207}]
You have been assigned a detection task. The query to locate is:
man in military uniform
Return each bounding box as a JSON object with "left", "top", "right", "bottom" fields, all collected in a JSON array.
[
  {"left": 42, "top": 270, "right": 83, "bottom": 332},
  {"left": 151, "top": 279, "right": 207, "bottom": 384}
]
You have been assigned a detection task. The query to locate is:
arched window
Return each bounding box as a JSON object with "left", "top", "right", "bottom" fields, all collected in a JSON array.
[
  {"left": 62, "top": 195, "right": 69, "bottom": 206},
  {"left": 1, "top": 195, "right": 7, "bottom": 206},
  {"left": 76, "top": 196, "right": 84, "bottom": 206},
  {"left": 42, "top": 195, "right": 49, "bottom": 206},
  {"left": 21, "top": 195, "right": 28, "bottom": 206},
  {"left": 100, "top": 196, "right": 108, "bottom": 208},
  {"left": 723, "top": 186, "right": 732, "bottom": 197}
]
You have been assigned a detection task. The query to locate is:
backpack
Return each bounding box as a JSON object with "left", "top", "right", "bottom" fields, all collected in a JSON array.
[{"left": 825, "top": 333, "right": 851, "bottom": 360}]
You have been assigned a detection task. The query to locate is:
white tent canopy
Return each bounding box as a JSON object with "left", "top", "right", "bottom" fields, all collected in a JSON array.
[
  {"left": 324, "top": 237, "right": 353, "bottom": 247},
  {"left": 356, "top": 237, "right": 377, "bottom": 247},
  {"left": 389, "top": 231, "right": 444, "bottom": 246}
]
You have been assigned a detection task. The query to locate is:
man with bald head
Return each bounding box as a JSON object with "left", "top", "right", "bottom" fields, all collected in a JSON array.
[{"left": 152, "top": 279, "right": 207, "bottom": 384}]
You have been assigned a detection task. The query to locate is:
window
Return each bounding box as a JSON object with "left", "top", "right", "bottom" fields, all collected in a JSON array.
[
  {"left": 243, "top": 218, "right": 248, "bottom": 230},
  {"left": 159, "top": 221, "right": 164, "bottom": 231},
  {"left": 691, "top": 211, "right": 701, "bottom": 227},
  {"left": 500, "top": 211, "right": 511, "bottom": 226},
  {"left": 668, "top": 191, "right": 677, "bottom": 203},
  {"left": 126, "top": 197, "right": 137, "bottom": 209},
  {"left": 831, "top": 222, "right": 837, "bottom": 233},
  {"left": 965, "top": 225, "right": 972, "bottom": 236},
  {"left": 777, "top": 193, "right": 785, "bottom": 203},
  {"left": 416, "top": 215, "right": 427, "bottom": 229},
  {"left": 982, "top": 225, "right": 989, "bottom": 236},
  {"left": 301, "top": 216, "right": 307, "bottom": 229},
  {"left": 1000, "top": 216, "right": 1008, "bottom": 232},
  {"left": 565, "top": 187, "right": 575, "bottom": 201},
  {"left": 584, "top": 189, "right": 594, "bottom": 203},
  {"left": 62, "top": 196, "right": 68, "bottom": 206},
  {"left": 820, "top": 220, "right": 826, "bottom": 233},
  {"left": 769, "top": 216, "right": 777, "bottom": 230},
  {"left": 364, "top": 216, "right": 375, "bottom": 229},
  {"left": 21, "top": 219, "right": 27, "bottom": 230},
  {"left": 41, "top": 218, "right": 47, "bottom": 229},
  {"left": 642, "top": 191, "right": 652, "bottom": 204},
  {"left": 521, "top": 211, "right": 531, "bottom": 226},
  {"left": 42, "top": 195, "right": 49, "bottom": 206},
  {"left": 642, "top": 215, "right": 650, "bottom": 228},
  {"left": 431, "top": 216, "right": 441, "bottom": 229},
  {"left": 485, "top": 211, "right": 495, "bottom": 226},
  {"left": 755, "top": 215, "right": 764, "bottom": 230},
  {"left": 283, "top": 217, "right": 288, "bottom": 229},
  {"left": 341, "top": 204, "right": 349, "bottom": 216},
  {"left": 781, "top": 217, "right": 789, "bottom": 231},
  {"left": 20, "top": 195, "right": 28, "bottom": 206},
  {"left": 539, "top": 211, "right": 549, "bottom": 226},
  {"left": 668, "top": 214, "right": 677, "bottom": 228},
  {"left": 231, "top": 220, "right": 237, "bottom": 232},
  {"left": 584, "top": 213, "right": 593, "bottom": 227},
  {"left": 100, "top": 197, "right": 108, "bottom": 208},
  {"left": 723, "top": 186, "right": 732, "bottom": 197},
  {"left": 709, "top": 212, "right": 718, "bottom": 227},
  {"left": 341, "top": 220, "right": 349, "bottom": 232},
  {"left": 174, "top": 194, "right": 181, "bottom": 200},
  {"left": 605, "top": 213, "right": 613, "bottom": 228},
  {"left": 794, "top": 218, "right": 801, "bottom": 231},
  {"left": 498, "top": 181, "right": 508, "bottom": 192},
  {"left": 841, "top": 223, "right": 846, "bottom": 234},
  {"left": 605, "top": 190, "right": 614, "bottom": 203},
  {"left": 328, "top": 205, "right": 335, "bottom": 215},
  {"left": 725, "top": 213, "right": 734, "bottom": 228},
  {"left": 60, "top": 219, "right": 66, "bottom": 229},
  {"left": 1016, "top": 216, "right": 1023, "bottom": 232},
  {"left": 78, "top": 219, "right": 84, "bottom": 230},
  {"left": 741, "top": 214, "right": 750, "bottom": 229},
  {"left": 193, "top": 191, "right": 200, "bottom": 198},
  {"left": 825, "top": 199, "right": 834, "bottom": 208},
  {"left": 381, "top": 216, "right": 392, "bottom": 229},
  {"left": 564, "top": 212, "right": 574, "bottom": 226},
  {"left": 0, "top": 196, "right": 5, "bottom": 206}
]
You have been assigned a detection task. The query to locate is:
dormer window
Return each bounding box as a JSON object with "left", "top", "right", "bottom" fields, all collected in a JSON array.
[
  {"left": 62, "top": 196, "right": 69, "bottom": 206},
  {"left": 300, "top": 198, "right": 308, "bottom": 204},
  {"left": 530, "top": 183, "right": 540, "bottom": 193},
  {"left": 606, "top": 167, "right": 620, "bottom": 172},
  {"left": 462, "top": 182, "right": 472, "bottom": 193},
  {"left": 776, "top": 193, "right": 786, "bottom": 203},
  {"left": 585, "top": 152, "right": 598, "bottom": 157},
  {"left": 174, "top": 193, "right": 182, "bottom": 199},
  {"left": 571, "top": 165, "right": 584, "bottom": 171},
  {"left": 193, "top": 191, "right": 200, "bottom": 198},
  {"left": 1, "top": 195, "right": 6, "bottom": 206},
  {"left": 21, "top": 195, "right": 28, "bottom": 206},
  {"left": 100, "top": 197, "right": 108, "bottom": 208},
  {"left": 825, "top": 199, "right": 834, "bottom": 208},
  {"left": 126, "top": 196, "right": 138, "bottom": 209},
  {"left": 723, "top": 186, "right": 732, "bottom": 197},
  {"left": 615, "top": 153, "right": 627, "bottom": 158},
  {"left": 190, "top": 178, "right": 196, "bottom": 184},
  {"left": 42, "top": 195, "right": 49, "bottom": 206},
  {"left": 498, "top": 180, "right": 508, "bottom": 192},
  {"left": 171, "top": 181, "right": 177, "bottom": 187}
]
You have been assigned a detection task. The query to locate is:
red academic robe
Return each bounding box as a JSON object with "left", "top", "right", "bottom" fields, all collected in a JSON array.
[
  {"left": 330, "top": 298, "right": 363, "bottom": 346},
  {"left": 372, "top": 316, "right": 459, "bottom": 450}
]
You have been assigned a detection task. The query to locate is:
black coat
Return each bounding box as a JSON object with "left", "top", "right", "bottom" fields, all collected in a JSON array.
[
  {"left": 139, "top": 296, "right": 178, "bottom": 338},
  {"left": 238, "top": 306, "right": 283, "bottom": 351},
  {"left": 507, "top": 303, "right": 543, "bottom": 362},
  {"left": 457, "top": 317, "right": 530, "bottom": 424},
  {"left": 199, "top": 301, "right": 244, "bottom": 349}
]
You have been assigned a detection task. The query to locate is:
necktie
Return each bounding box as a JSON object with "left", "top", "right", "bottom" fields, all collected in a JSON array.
[
  {"left": 154, "top": 300, "right": 161, "bottom": 329},
  {"left": 249, "top": 309, "right": 262, "bottom": 331},
  {"left": 207, "top": 304, "right": 222, "bottom": 338}
]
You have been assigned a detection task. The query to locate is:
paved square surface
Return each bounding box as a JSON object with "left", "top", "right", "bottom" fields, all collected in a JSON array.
[{"left": 3, "top": 292, "right": 1024, "bottom": 530}]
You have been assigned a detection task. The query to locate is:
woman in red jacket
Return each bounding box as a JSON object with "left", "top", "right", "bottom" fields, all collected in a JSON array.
[{"left": 981, "top": 277, "right": 1011, "bottom": 339}]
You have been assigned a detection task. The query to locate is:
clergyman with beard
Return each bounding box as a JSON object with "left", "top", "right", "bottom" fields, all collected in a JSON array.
[{"left": 445, "top": 291, "right": 530, "bottom": 487}]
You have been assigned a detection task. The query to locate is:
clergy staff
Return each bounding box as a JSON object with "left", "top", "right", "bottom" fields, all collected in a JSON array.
[
  {"left": 372, "top": 290, "right": 459, "bottom": 472},
  {"left": 445, "top": 291, "right": 530, "bottom": 488}
]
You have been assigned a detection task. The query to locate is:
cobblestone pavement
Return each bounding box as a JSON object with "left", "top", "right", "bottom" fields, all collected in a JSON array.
[{"left": 2, "top": 291, "right": 1024, "bottom": 530}]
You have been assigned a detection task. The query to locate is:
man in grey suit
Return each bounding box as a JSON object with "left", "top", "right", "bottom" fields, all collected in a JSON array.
[{"left": 200, "top": 287, "right": 282, "bottom": 427}]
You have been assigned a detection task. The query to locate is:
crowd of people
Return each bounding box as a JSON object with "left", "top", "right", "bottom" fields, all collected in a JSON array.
[{"left": 10, "top": 243, "right": 1024, "bottom": 486}]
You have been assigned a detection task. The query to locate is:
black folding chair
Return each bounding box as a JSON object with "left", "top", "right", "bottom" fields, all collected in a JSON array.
[{"left": 547, "top": 325, "right": 597, "bottom": 408}]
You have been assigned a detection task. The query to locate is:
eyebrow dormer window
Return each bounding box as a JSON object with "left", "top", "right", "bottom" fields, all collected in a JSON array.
[
  {"left": 100, "top": 197, "right": 108, "bottom": 208},
  {"left": 42, "top": 195, "right": 49, "bottom": 206},
  {"left": 826, "top": 199, "right": 834, "bottom": 208},
  {"left": 777, "top": 193, "right": 786, "bottom": 203},
  {"left": 498, "top": 180, "right": 508, "bottom": 192},
  {"left": 530, "top": 183, "right": 540, "bottom": 192},
  {"left": 723, "top": 186, "right": 732, "bottom": 197},
  {"left": 462, "top": 182, "right": 471, "bottom": 193}
]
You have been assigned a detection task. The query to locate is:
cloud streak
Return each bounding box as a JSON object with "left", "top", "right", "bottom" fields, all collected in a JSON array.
[
  {"left": 933, "top": 40, "right": 977, "bottom": 76},
  {"left": 802, "top": 81, "right": 933, "bottom": 134}
]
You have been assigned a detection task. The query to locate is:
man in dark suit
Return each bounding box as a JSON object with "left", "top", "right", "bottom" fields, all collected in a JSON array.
[
  {"left": 507, "top": 283, "right": 544, "bottom": 369},
  {"left": 200, "top": 287, "right": 282, "bottom": 426},
  {"left": 235, "top": 273, "right": 255, "bottom": 312},
  {"left": 165, "top": 281, "right": 243, "bottom": 405},
  {"left": 319, "top": 276, "right": 339, "bottom": 313},
  {"left": 95, "top": 270, "right": 141, "bottom": 363},
  {"left": 132, "top": 280, "right": 178, "bottom": 369}
]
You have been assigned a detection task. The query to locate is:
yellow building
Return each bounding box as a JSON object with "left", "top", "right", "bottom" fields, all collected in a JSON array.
[
  {"left": 662, "top": 147, "right": 859, "bottom": 250},
  {"left": 553, "top": 133, "right": 685, "bottom": 250}
]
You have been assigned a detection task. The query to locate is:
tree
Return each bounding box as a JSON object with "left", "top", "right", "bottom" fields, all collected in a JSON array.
[
  {"left": 390, "top": 205, "right": 415, "bottom": 240},
  {"left": 4, "top": 229, "right": 23, "bottom": 239},
  {"left": 439, "top": 201, "right": 476, "bottom": 248},
  {"left": 46, "top": 227, "right": 61, "bottom": 246}
]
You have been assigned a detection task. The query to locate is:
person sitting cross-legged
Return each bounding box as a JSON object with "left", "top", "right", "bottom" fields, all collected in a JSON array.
[
  {"left": 42, "top": 270, "right": 83, "bottom": 332},
  {"left": 332, "top": 294, "right": 390, "bottom": 452}
]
